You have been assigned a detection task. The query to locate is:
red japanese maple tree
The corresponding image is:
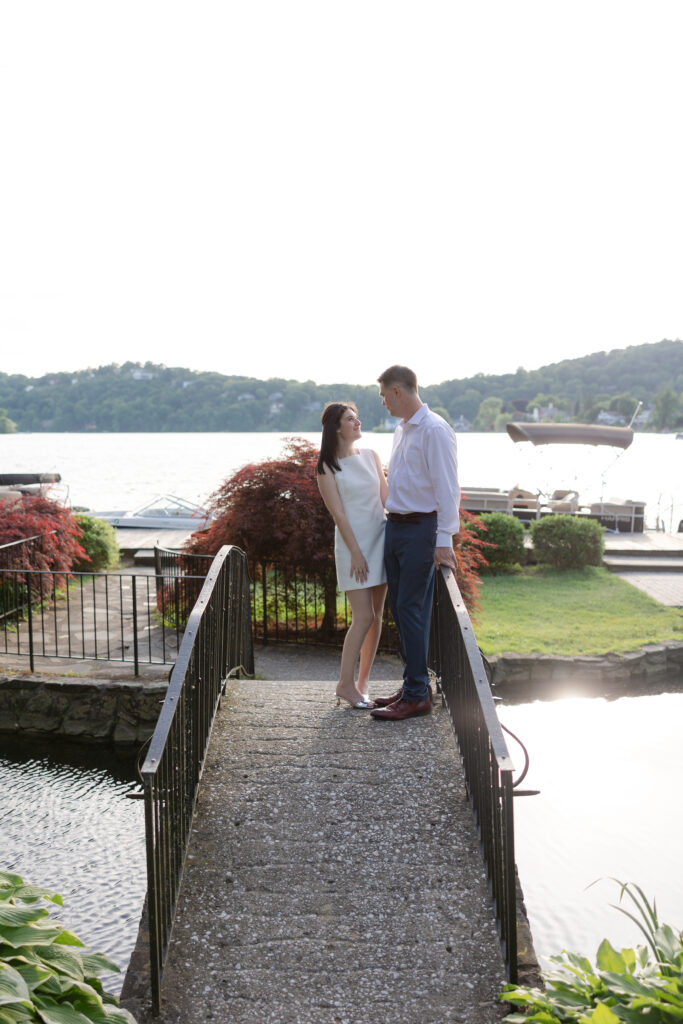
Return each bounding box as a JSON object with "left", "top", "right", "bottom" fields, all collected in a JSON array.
[
  {"left": 0, "top": 494, "right": 87, "bottom": 572},
  {"left": 185, "top": 438, "right": 333, "bottom": 571}
]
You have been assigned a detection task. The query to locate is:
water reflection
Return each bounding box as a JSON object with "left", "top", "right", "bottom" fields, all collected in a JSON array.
[
  {"left": 0, "top": 736, "right": 146, "bottom": 996},
  {"left": 500, "top": 691, "right": 683, "bottom": 967}
]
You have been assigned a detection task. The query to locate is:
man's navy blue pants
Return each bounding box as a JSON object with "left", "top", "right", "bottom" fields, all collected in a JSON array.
[{"left": 384, "top": 515, "right": 436, "bottom": 702}]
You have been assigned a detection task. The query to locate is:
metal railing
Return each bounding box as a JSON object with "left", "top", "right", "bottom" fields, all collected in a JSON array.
[
  {"left": 0, "top": 567, "right": 207, "bottom": 674},
  {"left": 0, "top": 533, "right": 55, "bottom": 570},
  {"left": 140, "top": 545, "right": 253, "bottom": 1014},
  {"left": 429, "top": 566, "right": 518, "bottom": 982},
  {"left": 155, "top": 549, "right": 399, "bottom": 651},
  {"left": 153, "top": 547, "right": 215, "bottom": 636}
]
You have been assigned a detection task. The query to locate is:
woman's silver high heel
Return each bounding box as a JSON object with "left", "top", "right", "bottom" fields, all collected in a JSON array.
[{"left": 335, "top": 693, "right": 375, "bottom": 709}]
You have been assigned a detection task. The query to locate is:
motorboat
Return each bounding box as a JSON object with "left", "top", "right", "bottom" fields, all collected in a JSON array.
[
  {"left": 505, "top": 421, "right": 646, "bottom": 531},
  {"left": 91, "top": 495, "right": 214, "bottom": 530}
]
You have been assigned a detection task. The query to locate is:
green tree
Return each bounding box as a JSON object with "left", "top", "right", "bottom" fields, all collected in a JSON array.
[
  {"left": 652, "top": 386, "right": 680, "bottom": 431},
  {"left": 431, "top": 405, "right": 452, "bottom": 425},
  {"left": 473, "top": 397, "right": 503, "bottom": 431},
  {"left": 0, "top": 406, "right": 17, "bottom": 432}
]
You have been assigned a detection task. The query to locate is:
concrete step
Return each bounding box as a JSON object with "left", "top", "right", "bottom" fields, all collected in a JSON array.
[
  {"left": 604, "top": 555, "right": 683, "bottom": 572},
  {"left": 133, "top": 549, "right": 156, "bottom": 566}
]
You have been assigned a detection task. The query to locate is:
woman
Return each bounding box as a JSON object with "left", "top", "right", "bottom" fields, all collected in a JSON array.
[{"left": 316, "top": 402, "right": 388, "bottom": 708}]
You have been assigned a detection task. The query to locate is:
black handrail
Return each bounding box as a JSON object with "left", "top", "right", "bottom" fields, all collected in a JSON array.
[
  {"left": 429, "top": 566, "right": 518, "bottom": 982},
  {"left": 140, "top": 545, "right": 253, "bottom": 1014},
  {"left": 0, "top": 532, "right": 57, "bottom": 569}
]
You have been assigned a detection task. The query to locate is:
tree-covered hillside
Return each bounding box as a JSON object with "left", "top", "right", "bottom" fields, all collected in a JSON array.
[{"left": 1, "top": 339, "right": 682, "bottom": 432}]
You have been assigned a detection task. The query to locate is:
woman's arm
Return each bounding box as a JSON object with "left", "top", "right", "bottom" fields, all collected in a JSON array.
[
  {"left": 316, "top": 467, "right": 369, "bottom": 584},
  {"left": 371, "top": 450, "right": 389, "bottom": 507}
]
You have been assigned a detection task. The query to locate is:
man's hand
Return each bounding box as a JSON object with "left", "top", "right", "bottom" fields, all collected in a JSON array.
[{"left": 434, "top": 546, "right": 457, "bottom": 571}]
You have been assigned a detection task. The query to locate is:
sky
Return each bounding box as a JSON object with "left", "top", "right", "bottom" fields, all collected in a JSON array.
[{"left": 1, "top": 1, "right": 682, "bottom": 388}]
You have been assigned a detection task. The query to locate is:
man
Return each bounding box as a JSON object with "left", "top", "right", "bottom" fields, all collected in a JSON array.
[{"left": 371, "top": 365, "right": 460, "bottom": 721}]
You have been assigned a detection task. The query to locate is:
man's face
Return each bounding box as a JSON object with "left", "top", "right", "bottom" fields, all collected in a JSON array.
[{"left": 379, "top": 382, "right": 399, "bottom": 417}]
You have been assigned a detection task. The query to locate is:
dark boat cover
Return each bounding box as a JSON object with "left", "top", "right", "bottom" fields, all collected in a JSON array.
[
  {"left": 0, "top": 473, "right": 62, "bottom": 485},
  {"left": 506, "top": 423, "right": 633, "bottom": 448}
]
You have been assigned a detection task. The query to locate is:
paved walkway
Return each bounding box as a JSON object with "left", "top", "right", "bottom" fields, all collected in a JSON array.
[
  {"left": 612, "top": 572, "right": 683, "bottom": 607},
  {"left": 124, "top": 676, "right": 508, "bottom": 1024}
]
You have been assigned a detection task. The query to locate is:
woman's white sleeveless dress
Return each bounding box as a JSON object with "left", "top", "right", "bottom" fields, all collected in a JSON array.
[{"left": 333, "top": 448, "right": 387, "bottom": 592}]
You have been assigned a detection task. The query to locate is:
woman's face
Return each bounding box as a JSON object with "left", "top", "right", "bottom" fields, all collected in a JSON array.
[{"left": 337, "top": 407, "right": 361, "bottom": 444}]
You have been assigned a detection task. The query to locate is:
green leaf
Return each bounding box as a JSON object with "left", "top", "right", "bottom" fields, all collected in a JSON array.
[
  {"left": 654, "top": 923, "right": 683, "bottom": 963},
  {"left": 37, "top": 947, "right": 84, "bottom": 981},
  {"left": 14, "top": 962, "right": 52, "bottom": 991},
  {"left": 0, "top": 924, "right": 64, "bottom": 949},
  {"left": 620, "top": 947, "right": 636, "bottom": 972},
  {"left": 585, "top": 1005, "right": 620, "bottom": 1024},
  {"left": 596, "top": 939, "right": 627, "bottom": 973},
  {"left": 88, "top": 1007, "right": 138, "bottom": 1024},
  {"left": 35, "top": 1002, "right": 94, "bottom": 1024},
  {"left": 53, "top": 932, "right": 85, "bottom": 949},
  {"left": 0, "top": 1007, "right": 34, "bottom": 1024},
  {"left": 0, "top": 962, "right": 31, "bottom": 1007},
  {"left": 0, "top": 875, "right": 23, "bottom": 892},
  {"left": 0, "top": 906, "right": 49, "bottom": 928},
  {"left": 11, "top": 887, "right": 63, "bottom": 908},
  {"left": 81, "top": 954, "right": 120, "bottom": 978}
]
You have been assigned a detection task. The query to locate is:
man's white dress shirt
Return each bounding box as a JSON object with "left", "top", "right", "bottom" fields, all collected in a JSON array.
[{"left": 386, "top": 404, "right": 460, "bottom": 547}]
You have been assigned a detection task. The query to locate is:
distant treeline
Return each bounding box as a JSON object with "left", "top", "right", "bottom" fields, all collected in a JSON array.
[{"left": 1, "top": 339, "right": 683, "bottom": 433}]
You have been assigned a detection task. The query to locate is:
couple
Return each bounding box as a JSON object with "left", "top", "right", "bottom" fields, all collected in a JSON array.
[{"left": 316, "top": 365, "right": 460, "bottom": 722}]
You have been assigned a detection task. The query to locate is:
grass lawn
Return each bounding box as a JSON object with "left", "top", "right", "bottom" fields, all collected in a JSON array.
[{"left": 475, "top": 566, "right": 683, "bottom": 656}]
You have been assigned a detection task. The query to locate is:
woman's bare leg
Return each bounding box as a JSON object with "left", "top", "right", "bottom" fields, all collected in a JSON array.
[
  {"left": 357, "top": 584, "right": 387, "bottom": 698},
  {"left": 335, "top": 588, "right": 374, "bottom": 703}
]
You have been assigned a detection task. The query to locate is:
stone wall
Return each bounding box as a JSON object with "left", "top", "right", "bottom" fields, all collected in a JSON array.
[
  {"left": 487, "top": 642, "right": 683, "bottom": 702},
  {"left": 0, "top": 676, "right": 167, "bottom": 745}
]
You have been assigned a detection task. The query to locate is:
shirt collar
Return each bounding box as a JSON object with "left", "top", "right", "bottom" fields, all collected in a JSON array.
[{"left": 403, "top": 403, "right": 429, "bottom": 427}]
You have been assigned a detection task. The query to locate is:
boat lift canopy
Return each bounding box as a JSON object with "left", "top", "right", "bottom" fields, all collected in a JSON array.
[{"left": 506, "top": 422, "right": 633, "bottom": 449}]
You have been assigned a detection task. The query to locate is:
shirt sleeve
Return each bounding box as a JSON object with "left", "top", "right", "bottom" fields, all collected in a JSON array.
[{"left": 424, "top": 421, "right": 460, "bottom": 546}]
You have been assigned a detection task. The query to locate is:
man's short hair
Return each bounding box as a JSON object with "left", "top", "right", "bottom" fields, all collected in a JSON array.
[{"left": 377, "top": 365, "right": 418, "bottom": 392}]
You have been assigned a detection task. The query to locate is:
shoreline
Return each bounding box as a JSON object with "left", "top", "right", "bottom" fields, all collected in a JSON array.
[{"left": 1, "top": 639, "right": 682, "bottom": 744}]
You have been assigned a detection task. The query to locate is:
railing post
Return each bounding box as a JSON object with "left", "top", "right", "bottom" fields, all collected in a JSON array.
[
  {"left": 26, "top": 584, "right": 35, "bottom": 673},
  {"left": 132, "top": 575, "right": 140, "bottom": 677}
]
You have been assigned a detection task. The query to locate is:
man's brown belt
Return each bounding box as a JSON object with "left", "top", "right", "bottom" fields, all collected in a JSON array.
[{"left": 386, "top": 510, "right": 437, "bottom": 524}]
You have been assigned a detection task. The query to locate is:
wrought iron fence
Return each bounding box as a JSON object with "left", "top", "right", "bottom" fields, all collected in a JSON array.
[
  {"left": 0, "top": 567, "right": 207, "bottom": 674},
  {"left": 140, "top": 545, "right": 253, "bottom": 1014},
  {"left": 155, "top": 548, "right": 399, "bottom": 651},
  {"left": 429, "top": 566, "right": 518, "bottom": 983},
  {"left": 0, "top": 533, "right": 55, "bottom": 570},
  {"left": 153, "top": 547, "right": 215, "bottom": 634}
]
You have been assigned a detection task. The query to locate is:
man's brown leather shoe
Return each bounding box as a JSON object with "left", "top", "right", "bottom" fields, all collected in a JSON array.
[
  {"left": 371, "top": 688, "right": 403, "bottom": 708},
  {"left": 371, "top": 696, "right": 432, "bottom": 720},
  {"left": 372, "top": 684, "right": 433, "bottom": 708}
]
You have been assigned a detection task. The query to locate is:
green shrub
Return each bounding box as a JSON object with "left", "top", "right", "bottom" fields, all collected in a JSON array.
[
  {"left": 530, "top": 514, "right": 604, "bottom": 569},
  {"left": 0, "top": 869, "right": 137, "bottom": 1022},
  {"left": 501, "top": 881, "right": 683, "bottom": 1022},
  {"left": 471, "top": 512, "right": 525, "bottom": 570},
  {"left": 74, "top": 515, "right": 120, "bottom": 572}
]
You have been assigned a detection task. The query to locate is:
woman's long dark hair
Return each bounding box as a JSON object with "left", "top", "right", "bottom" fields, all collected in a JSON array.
[{"left": 316, "top": 401, "right": 357, "bottom": 475}]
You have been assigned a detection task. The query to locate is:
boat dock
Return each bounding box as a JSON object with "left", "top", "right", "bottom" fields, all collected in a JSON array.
[{"left": 114, "top": 528, "right": 196, "bottom": 565}]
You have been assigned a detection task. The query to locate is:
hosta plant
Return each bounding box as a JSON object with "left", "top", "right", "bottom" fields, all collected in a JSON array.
[
  {"left": 0, "top": 870, "right": 137, "bottom": 1024},
  {"left": 501, "top": 881, "right": 683, "bottom": 1023}
]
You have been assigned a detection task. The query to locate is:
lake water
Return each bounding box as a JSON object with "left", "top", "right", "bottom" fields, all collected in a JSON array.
[
  {"left": 2, "top": 429, "right": 683, "bottom": 977},
  {"left": 0, "top": 737, "right": 145, "bottom": 997},
  {"left": 500, "top": 693, "right": 683, "bottom": 967},
  {"left": 1, "top": 429, "right": 682, "bottom": 529}
]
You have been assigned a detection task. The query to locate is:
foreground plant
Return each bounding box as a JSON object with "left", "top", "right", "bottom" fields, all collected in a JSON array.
[
  {"left": 0, "top": 870, "right": 137, "bottom": 1024},
  {"left": 501, "top": 881, "right": 683, "bottom": 1023}
]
